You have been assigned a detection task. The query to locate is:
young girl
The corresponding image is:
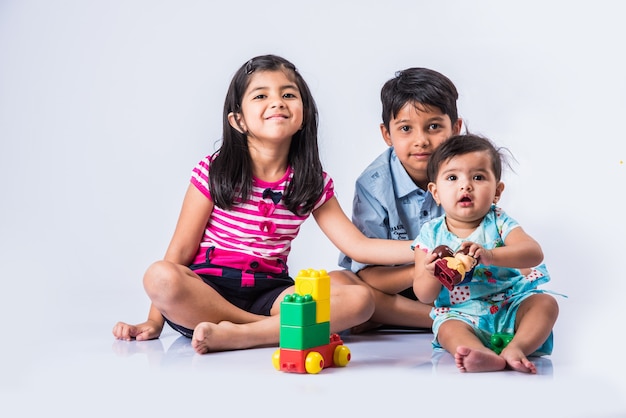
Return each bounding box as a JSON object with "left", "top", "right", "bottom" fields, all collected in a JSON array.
[
  {"left": 113, "top": 55, "right": 414, "bottom": 354},
  {"left": 412, "top": 133, "right": 560, "bottom": 373}
]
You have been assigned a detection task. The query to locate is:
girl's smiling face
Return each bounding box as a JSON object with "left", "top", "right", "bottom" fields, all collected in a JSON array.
[
  {"left": 230, "top": 69, "right": 304, "bottom": 146},
  {"left": 429, "top": 150, "right": 504, "bottom": 232}
]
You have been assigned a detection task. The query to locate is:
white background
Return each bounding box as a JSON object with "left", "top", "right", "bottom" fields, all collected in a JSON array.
[{"left": 1, "top": 0, "right": 625, "bottom": 414}]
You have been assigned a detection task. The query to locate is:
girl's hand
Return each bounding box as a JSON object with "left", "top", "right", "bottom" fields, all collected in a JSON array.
[{"left": 112, "top": 319, "right": 163, "bottom": 341}]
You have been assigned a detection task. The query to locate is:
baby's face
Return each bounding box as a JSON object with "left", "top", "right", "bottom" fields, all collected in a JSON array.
[{"left": 430, "top": 150, "right": 500, "bottom": 230}]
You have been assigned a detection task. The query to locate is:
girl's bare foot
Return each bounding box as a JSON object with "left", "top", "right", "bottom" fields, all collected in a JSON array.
[
  {"left": 191, "top": 321, "right": 249, "bottom": 354},
  {"left": 455, "top": 346, "right": 506, "bottom": 372},
  {"left": 500, "top": 346, "right": 537, "bottom": 373}
]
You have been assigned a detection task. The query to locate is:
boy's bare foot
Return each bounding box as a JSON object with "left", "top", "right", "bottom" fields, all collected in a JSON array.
[
  {"left": 500, "top": 346, "right": 537, "bottom": 373},
  {"left": 191, "top": 321, "right": 248, "bottom": 354},
  {"left": 455, "top": 346, "right": 506, "bottom": 372}
]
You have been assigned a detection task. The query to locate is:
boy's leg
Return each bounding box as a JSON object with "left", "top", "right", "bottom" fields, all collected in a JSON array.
[
  {"left": 329, "top": 269, "right": 433, "bottom": 331},
  {"left": 369, "top": 290, "right": 433, "bottom": 329}
]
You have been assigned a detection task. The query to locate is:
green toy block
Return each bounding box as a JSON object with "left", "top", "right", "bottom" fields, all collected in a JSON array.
[
  {"left": 279, "top": 321, "right": 330, "bottom": 350},
  {"left": 490, "top": 333, "right": 514, "bottom": 354},
  {"left": 280, "top": 294, "right": 317, "bottom": 326}
]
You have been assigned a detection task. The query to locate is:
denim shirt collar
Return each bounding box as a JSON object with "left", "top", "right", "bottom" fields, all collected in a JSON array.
[{"left": 389, "top": 148, "right": 425, "bottom": 198}]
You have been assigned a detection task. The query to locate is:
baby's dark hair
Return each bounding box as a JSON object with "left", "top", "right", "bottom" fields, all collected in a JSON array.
[
  {"left": 427, "top": 134, "right": 511, "bottom": 182},
  {"left": 209, "top": 54, "right": 323, "bottom": 215},
  {"left": 380, "top": 68, "right": 458, "bottom": 131}
]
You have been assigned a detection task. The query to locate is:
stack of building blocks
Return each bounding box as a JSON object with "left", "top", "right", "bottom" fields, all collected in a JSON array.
[{"left": 272, "top": 268, "right": 351, "bottom": 374}]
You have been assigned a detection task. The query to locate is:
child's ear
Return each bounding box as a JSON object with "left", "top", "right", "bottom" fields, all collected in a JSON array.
[
  {"left": 228, "top": 112, "right": 247, "bottom": 133},
  {"left": 493, "top": 182, "right": 505, "bottom": 204},
  {"left": 380, "top": 123, "right": 393, "bottom": 147},
  {"left": 428, "top": 182, "right": 440, "bottom": 205},
  {"left": 453, "top": 118, "right": 463, "bottom": 135}
]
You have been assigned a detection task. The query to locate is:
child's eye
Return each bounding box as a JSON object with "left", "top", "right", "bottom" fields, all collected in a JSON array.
[
  {"left": 400, "top": 126, "right": 411, "bottom": 132},
  {"left": 283, "top": 93, "right": 297, "bottom": 99},
  {"left": 253, "top": 94, "right": 267, "bottom": 100},
  {"left": 473, "top": 175, "right": 484, "bottom": 181},
  {"left": 428, "top": 123, "right": 440, "bottom": 130},
  {"left": 446, "top": 175, "right": 457, "bottom": 181}
]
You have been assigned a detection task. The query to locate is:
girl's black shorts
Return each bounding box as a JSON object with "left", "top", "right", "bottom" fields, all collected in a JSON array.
[{"left": 164, "top": 261, "right": 294, "bottom": 338}]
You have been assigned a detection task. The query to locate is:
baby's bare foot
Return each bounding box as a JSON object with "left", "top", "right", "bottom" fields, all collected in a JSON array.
[
  {"left": 455, "top": 346, "right": 506, "bottom": 372},
  {"left": 500, "top": 346, "right": 537, "bottom": 373}
]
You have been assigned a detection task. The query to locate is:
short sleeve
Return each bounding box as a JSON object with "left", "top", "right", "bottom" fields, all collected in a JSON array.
[
  {"left": 190, "top": 156, "right": 212, "bottom": 200},
  {"left": 312, "top": 172, "right": 335, "bottom": 211}
]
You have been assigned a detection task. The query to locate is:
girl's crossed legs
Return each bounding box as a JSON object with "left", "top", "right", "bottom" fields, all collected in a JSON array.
[{"left": 144, "top": 260, "right": 375, "bottom": 354}]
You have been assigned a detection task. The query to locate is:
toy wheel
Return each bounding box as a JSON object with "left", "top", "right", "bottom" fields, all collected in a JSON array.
[
  {"left": 333, "top": 345, "right": 351, "bottom": 367},
  {"left": 272, "top": 349, "right": 281, "bottom": 370},
  {"left": 305, "top": 351, "right": 324, "bottom": 374}
]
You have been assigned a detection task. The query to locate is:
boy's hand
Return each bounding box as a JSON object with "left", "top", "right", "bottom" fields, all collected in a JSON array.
[{"left": 112, "top": 320, "right": 163, "bottom": 341}]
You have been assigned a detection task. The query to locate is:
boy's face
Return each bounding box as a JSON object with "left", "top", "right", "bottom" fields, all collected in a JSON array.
[{"left": 381, "top": 102, "right": 462, "bottom": 190}]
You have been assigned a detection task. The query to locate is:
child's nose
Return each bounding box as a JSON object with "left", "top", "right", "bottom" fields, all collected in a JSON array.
[
  {"left": 413, "top": 131, "right": 430, "bottom": 146},
  {"left": 270, "top": 96, "right": 285, "bottom": 108}
]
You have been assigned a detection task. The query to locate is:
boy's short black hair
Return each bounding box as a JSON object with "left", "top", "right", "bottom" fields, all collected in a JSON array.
[{"left": 381, "top": 68, "right": 458, "bottom": 130}]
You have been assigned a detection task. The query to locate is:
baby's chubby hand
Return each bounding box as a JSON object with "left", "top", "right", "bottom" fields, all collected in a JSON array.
[
  {"left": 424, "top": 249, "right": 441, "bottom": 276},
  {"left": 458, "top": 241, "right": 494, "bottom": 266}
]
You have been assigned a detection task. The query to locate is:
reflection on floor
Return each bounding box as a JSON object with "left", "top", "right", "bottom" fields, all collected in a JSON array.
[{"left": 3, "top": 324, "right": 625, "bottom": 418}]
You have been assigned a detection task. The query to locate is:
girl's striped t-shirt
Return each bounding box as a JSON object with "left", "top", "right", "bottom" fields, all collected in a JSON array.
[{"left": 190, "top": 155, "right": 334, "bottom": 265}]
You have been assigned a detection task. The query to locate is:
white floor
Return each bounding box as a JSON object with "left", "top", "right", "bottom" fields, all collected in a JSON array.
[{"left": 3, "top": 318, "right": 624, "bottom": 418}]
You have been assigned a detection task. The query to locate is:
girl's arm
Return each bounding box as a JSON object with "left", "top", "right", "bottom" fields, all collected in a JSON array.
[
  {"left": 412, "top": 247, "right": 443, "bottom": 304},
  {"left": 150, "top": 184, "right": 214, "bottom": 325},
  {"left": 312, "top": 196, "right": 414, "bottom": 266},
  {"left": 114, "top": 185, "right": 213, "bottom": 341},
  {"left": 163, "top": 184, "right": 214, "bottom": 266},
  {"left": 460, "top": 226, "right": 543, "bottom": 268}
]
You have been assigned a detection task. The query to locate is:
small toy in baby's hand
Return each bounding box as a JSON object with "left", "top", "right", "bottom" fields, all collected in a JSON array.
[{"left": 432, "top": 245, "right": 477, "bottom": 291}]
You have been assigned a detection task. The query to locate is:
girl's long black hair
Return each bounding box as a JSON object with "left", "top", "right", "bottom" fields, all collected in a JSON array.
[{"left": 209, "top": 55, "right": 323, "bottom": 216}]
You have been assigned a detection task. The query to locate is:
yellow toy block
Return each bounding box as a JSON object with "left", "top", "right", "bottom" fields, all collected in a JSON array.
[
  {"left": 295, "top": 268, "right": 330, "bottom": 302},
  {"left": 315, "top": 298, "right": 330, "bottom": 323}
]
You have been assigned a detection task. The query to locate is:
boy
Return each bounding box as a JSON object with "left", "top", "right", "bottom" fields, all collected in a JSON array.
[{"left": 333, "top": 67, "right": 463, "bottom": 332}]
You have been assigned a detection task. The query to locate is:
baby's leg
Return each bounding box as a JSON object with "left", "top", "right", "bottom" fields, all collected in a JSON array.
[
  {"left": 455, "top": 346, "right": 506, "bottom": 372},
  {"left": 501, "top": 293, "right": 559, "bottom": 373},
  {"left": 499, "top": 345, "right": 537, "bottom": 373},
  {"left": 438, "top": 320, "right": 506, "bottom": 373}
]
